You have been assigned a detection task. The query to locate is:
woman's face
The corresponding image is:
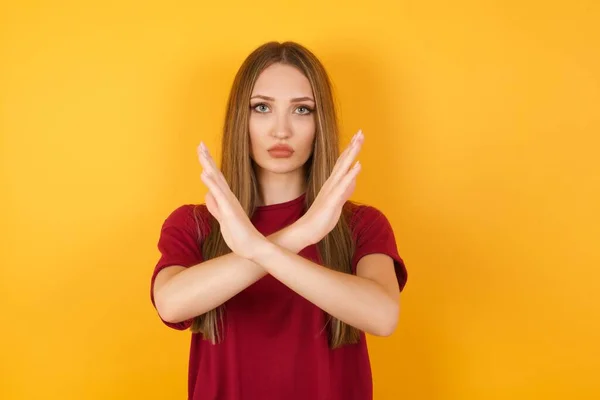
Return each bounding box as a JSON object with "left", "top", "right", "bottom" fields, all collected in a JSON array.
[{"left": 248, "top": 63, "right": 316, "bottom": 175}]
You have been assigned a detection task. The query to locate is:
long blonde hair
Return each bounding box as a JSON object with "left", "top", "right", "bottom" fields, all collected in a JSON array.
[{"left": 191, "top": 41, "right": 359, "bottom": 348}]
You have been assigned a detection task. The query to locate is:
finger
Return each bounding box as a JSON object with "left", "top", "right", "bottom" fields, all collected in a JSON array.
[
  {"left": 330, "top": 130, "right": 360, "bottom": 177},
  {"left": 200, "top": 169, "right": 231, "bottom": 215},
  {"left": 332, "top": 160, "right": 361, "bottom": 202},
  {"left": 197, "top": 143, "right": 220, "bottom": 178},
  {"left": 332, "top": 130, "right": 362, "bottom": 175},
  {"left": 198, "top": 143, "right": 230, "bottom": 193},
  {"left": 204, "top": 192, "right": 220, "bottom": 221},
  {"left": 330, "top": 131, "right": 363, "bottom": 185},
  {"left": 198, "top": 142, "right": 230, "bottom": 193},
  {"left": 341, "top": 177, "right": 357, "bottom": 202},
  {"left": 197, "top": 143, "right": 213, "bottom": 171},
  {"left": 197, "top": 146, "right": 213, "bottom": 173},
  {"left": 330, "top": 147, "right": 351, "bottom": 177}
]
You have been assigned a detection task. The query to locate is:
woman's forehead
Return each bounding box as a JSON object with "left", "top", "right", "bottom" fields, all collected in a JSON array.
[{"left": 251, "top": 63, "right": 313, "bottom": 99}]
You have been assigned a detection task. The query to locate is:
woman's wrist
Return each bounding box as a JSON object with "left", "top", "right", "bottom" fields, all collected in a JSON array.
[
  {"left": 248, "top": 238, "right": 278, "bottom": 265},
  {"left": 293, "top": 216, "right": 317, "bottom": 248},
  {"left": 244, "top": 217, "right": 316, "bottom": 262}
]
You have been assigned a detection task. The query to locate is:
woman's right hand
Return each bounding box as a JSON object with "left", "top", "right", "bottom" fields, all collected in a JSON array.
[{"left": 299, "top": 129, "right": 364, "bottom": 246}]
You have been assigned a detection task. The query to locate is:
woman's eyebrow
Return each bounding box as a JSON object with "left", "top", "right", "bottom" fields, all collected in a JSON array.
[{"left": 250, "top": 95, "right": 315, "bottom": 102}]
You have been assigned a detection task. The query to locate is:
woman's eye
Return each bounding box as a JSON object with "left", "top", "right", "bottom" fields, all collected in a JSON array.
[
  {"left": 296, "top": 106, "right": 312, "bottom": 115},
  {"left": 252, "top": 103, "right": 270, "bottom": 113}
]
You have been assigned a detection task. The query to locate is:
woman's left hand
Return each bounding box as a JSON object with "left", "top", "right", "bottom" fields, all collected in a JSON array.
[{"left": 197, "top": 142, "right": 266, "bottom": 259}]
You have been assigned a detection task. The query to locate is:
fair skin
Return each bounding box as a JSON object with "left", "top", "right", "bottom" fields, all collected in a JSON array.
[
  {"left": 248, "top": 63, "right": 316, "bottom": 205},
  {"left": 154, "top": 63, "right": 400, "bottom": 336}
]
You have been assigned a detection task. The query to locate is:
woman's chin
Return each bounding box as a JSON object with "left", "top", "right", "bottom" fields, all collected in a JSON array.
[{"left": 256, "top": 159, "right": 304, "bottom": 175}]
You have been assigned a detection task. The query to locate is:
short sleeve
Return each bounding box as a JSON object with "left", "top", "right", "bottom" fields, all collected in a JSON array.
[
  {"left": 350, "top": 205, "right": 408, "bottom": 292},
  {"left": 150, "top": 204, "right": 208, "bottom": 330}
]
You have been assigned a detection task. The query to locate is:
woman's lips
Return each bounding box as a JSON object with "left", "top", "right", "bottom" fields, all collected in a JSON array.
[{"left": 267, "top": 144, "right": 294, "bottom": 158}]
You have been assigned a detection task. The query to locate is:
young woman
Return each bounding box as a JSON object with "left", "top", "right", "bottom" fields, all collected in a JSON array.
[{"left": 150, "top": 41, "right": 407, "bottom": 400}]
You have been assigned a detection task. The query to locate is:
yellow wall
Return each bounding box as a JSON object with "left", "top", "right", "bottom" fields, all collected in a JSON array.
[{"left": 2, "top": 1, "right": 599, "bottom": 399}]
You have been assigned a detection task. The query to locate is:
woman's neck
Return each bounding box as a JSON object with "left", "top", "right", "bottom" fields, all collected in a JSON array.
[{"left": 255, "top": 167, "right": 306, "bottom": 206}]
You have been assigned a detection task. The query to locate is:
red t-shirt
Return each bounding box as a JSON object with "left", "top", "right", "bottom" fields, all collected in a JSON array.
[{"left": 150, "top": 193, "right": 407, "bottom": 400}]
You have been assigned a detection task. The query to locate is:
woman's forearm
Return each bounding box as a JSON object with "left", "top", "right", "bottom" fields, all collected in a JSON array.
[
  {"left": 154, "top": 222, "right": 312, "bottom": 324},
  {"left": 249, "top": 241, "right": 399, "bottom": 336}
]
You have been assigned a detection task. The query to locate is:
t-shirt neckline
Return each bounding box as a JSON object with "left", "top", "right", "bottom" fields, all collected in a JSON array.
[{"left": 255, "top": 192, "right": 306, "bottom": 212}]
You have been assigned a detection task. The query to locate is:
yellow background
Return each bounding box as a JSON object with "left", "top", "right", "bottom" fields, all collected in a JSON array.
[{"left": 2, "top": 1, "right": 599, "bottom": 399}]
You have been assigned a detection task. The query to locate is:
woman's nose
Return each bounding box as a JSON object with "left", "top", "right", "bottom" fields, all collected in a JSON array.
[{"left": 272, "top": 114, "right": 291, "bottom": 139}]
